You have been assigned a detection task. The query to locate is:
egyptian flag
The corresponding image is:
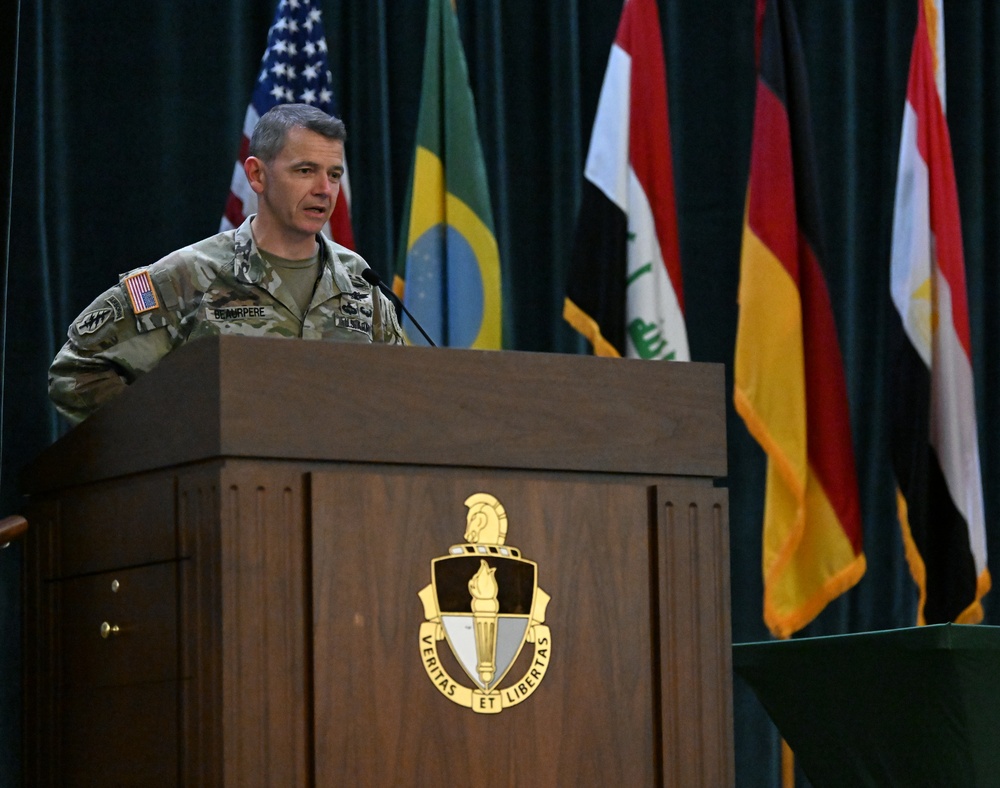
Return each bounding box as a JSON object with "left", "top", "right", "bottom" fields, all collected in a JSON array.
[
  {"left": 564, "top": 0, "right": 688, "bottom": 361},
  {"left": 734, "top": 0, "right": 865, "bottom": 639},
  {"left": 889, "top": 0, "right": 989, "bottom": 624}
]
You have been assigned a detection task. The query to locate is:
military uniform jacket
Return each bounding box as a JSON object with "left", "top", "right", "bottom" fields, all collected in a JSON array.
[{"left": 49, "top": 216, "right": 404, "bottom": 423}]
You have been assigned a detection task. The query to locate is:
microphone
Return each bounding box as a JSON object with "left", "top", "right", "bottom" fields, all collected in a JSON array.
[{"left": 361, "top": 268, "right": 438, "bottom": 348}]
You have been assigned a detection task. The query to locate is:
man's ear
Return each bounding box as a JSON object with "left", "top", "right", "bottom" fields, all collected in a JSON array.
[{"left": 244, "top": 156, "right": 266, "bottom": 195}]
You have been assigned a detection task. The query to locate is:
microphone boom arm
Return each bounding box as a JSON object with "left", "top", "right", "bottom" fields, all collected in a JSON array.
[{"left": 361, "top": 268, "right": 438, "bottom": 348}]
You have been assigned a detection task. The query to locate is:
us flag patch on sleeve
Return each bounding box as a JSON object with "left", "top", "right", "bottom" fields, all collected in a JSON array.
[{"left": 123, "top": 270, "right": 160, "bottom": 314}]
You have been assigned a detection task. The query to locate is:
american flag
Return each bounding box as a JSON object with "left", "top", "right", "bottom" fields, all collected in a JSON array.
[
  {"left": 221, "top": 0, "right": 355, "bottom": 249},
  {"left": 123, "top": 270, "right": 159, "bottom": 314}
]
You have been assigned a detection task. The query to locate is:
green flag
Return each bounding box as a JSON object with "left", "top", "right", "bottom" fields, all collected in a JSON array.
[{"left": 393, "top": 0, "right": 502, "bottom": 348}]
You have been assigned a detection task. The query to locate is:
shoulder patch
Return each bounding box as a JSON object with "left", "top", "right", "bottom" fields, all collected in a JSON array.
[
  {"left": 105, "top": 293, "right": 126, "bottom": 322},
  {"left": 123, "top": 270, "right": 160, "bottom": 314},
  {"left": 75, "top": 307, "right": 114, "bottom": 335}
]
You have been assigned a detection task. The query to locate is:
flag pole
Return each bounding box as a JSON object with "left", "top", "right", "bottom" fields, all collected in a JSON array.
[{"left": 781, "top": 739, "right": 795, "bottom": 787}]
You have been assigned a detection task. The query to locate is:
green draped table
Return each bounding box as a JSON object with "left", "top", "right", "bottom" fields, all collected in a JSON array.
[{"left": 733, "top": 624, "right": 1000, "bottom": 787}]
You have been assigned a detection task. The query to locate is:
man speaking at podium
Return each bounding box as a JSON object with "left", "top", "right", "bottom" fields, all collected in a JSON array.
[{"left": 48, "top": 104, "right": 403, "bottom": 424}]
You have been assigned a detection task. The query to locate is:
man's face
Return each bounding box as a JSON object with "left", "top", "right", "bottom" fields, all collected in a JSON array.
[{"left": 247, "top": 126, "right": 345, "bottom": 244}]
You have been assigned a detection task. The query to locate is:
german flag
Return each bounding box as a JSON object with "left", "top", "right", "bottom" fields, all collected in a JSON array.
[
  {"left": 734, "top": 0, "right": 865, "bottom": 639},
  {"left": 889, "top": 0, "right": 989, "bottom": 624}
]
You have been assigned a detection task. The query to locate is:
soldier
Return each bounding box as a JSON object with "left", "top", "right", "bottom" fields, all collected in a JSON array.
[{"left": 49, "top": 104, "right": 404, "bottom": 424}]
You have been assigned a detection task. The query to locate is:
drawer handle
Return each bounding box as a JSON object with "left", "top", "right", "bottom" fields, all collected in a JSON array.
[{"left": 100, "top": 622, "right": 120, "bottom": 639}]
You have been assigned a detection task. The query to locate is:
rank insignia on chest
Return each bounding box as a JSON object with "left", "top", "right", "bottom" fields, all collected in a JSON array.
[{"left": 417, "top": 493, "right": 552, "bottom": 714}]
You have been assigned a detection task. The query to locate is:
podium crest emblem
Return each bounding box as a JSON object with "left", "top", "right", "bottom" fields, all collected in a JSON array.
[{"left": 418, "top": 493, "right": 551, "bottom": 714}]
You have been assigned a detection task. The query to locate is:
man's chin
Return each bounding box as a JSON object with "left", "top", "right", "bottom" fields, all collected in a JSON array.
[{"left": 300, "top": 214, "right": 331, "bottom": 233}]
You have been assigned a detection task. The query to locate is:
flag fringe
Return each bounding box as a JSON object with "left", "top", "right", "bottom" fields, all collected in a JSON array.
[
  {"left": 764, "top": 553, "right": 866, "bottom": 639},
  {"left": 896, "top": 487, "right": 990, "bottom": 625},
  {"left": 563, "top": 297, "right": 622, "bottom": 358},
  {"left": 732, "top": 385, "right": 806, "bottom": 505},
  {"left": 736, "top": 384, "right": 866, "bottom": 639}
]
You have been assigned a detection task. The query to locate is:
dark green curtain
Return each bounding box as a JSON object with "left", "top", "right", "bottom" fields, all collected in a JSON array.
[{"left": 4, "top": 1, "right": 1000, "bottom": 785}]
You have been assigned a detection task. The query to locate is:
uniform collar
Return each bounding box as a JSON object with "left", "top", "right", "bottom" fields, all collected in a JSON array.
[
  {"left": 232, "top": 215, "right": 355, "bottom": 304},
  {"left": 232, "top": 217, "right": 267, "bottom": 285}
]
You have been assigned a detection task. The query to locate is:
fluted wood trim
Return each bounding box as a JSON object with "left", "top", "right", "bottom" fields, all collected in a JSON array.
[
  {"left": 656, "top": 482, "right": 734, "bottom": 787},
  {"left": 178, "top": 466, "right": 223, "bottom": 786},
  {"left": 216, "top": 463, "right": 311, "bottom": 787}
]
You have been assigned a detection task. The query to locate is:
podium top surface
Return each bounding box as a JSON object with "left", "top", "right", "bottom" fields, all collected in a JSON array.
[
  {"left": 734, "top": 624, "right": 1000, "bottom": 787},
  {"left": 25, "top": 336, "right": 727, "bottom": 492}
]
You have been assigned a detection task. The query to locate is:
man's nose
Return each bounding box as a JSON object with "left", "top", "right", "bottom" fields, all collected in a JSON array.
[{"left": 315, "top": 174, "right": 336, "bottom": 195}]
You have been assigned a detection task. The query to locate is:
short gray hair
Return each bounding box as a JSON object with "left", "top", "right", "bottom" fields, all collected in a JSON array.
[{"left": 248, "top": 104, "right": 347, "bottom": 162}]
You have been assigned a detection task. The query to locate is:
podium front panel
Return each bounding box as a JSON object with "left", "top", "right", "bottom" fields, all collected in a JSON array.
[{"left": 310, "top": 469, "right": 731, "bottom": 786}]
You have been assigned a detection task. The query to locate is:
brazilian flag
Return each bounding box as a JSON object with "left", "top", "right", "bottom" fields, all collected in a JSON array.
[{"left": 393, "top": 0, "right": 502, "bottom": 349}]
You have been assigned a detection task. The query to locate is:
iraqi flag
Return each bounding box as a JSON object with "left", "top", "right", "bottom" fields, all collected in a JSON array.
[
  {"left": 734, "top": 0, "right": 865, "bottom": 639},
  {"left": 889, "top": 0, "right": 989, "bottom": 624},
  {"left": 563, "top": 0, "right": 688, "bottom": 361}
]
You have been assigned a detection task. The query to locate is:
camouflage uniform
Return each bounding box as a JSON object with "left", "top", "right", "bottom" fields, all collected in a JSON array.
[{"left": 49, "top": 216, "right": 404, "bottom": 424}]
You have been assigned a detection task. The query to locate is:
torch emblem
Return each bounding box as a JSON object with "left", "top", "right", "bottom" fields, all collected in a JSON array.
[{"left": 418, "top": 493, "right": 551, "bottom": 714}]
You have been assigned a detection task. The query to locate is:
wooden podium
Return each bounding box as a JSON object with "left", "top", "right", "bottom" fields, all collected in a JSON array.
[{"left": 23, "top": 336, "right": 733, "bottom": 786}]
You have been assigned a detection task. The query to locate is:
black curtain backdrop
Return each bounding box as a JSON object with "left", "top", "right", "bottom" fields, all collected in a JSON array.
[{"left": 3, "top": 1, "right": 1000, "bottom": 785}]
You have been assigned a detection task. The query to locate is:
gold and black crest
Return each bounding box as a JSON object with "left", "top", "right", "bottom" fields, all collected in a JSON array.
[{"left": 418, "top": 493, "right": 551, "bottom": 714}]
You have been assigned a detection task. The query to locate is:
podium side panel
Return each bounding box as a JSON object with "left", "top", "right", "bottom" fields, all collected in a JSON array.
[
  {"left": 23, "top": 499, "right": 59, "bottom": 786},
  {"left": 311, "top": 470, "right": 661, "bottom": 787},
  {"left": 24, "top": 473, "right": 182, "bottom": 784}
]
